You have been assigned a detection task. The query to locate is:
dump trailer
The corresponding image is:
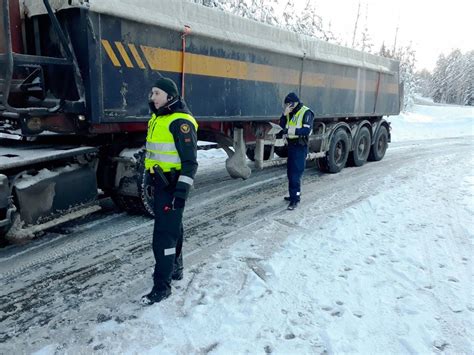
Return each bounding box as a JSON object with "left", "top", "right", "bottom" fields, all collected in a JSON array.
[{"left": 0, "top": 0, "right": 400, "bottom": 238}]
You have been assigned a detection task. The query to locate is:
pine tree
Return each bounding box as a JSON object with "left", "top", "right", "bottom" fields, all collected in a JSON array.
[
  {"left": 445, "top": 49, "right": 463, "bottom": 104},
  {"left": 379, "top": 42, "right": 417, "bottom": 110},
  {"left": 415, "top": 69, "right": 432, "bottom": 98},
  {"left": 379, "top": 42, "right": 392, "bottom": 58},
  {"left": 396, "top": 45, "right": 418, "bottom": 109},
  {"left": 358, "top": 4, "right": 373, "bottom": 53},
  {"left": 462, "top": 51, "right": 474, "bottom": 105},
  {"left": 429, "top": 49, "right": 473, "bottom": 105},
  {"left": 192, "top": 0, "right": 340, "bottom": 44},
  {"left": 430, "top": 54, "right": 448, "bottom": 103}
]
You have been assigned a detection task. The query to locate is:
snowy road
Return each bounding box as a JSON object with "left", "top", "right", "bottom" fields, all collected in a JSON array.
[{"left": 0, "top": 135, "right": 473, "bottom": 354}]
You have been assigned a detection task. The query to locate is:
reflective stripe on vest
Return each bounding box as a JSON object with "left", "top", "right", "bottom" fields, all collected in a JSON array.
[
  {"left": 145, "top": 142, "right": 177, "bottom": 151},
  {"left": 145, "top": 112, "right": 198, "bottom": 172},
  {"left": 286, "top": 105, "right": 309, "bottom": 139}
]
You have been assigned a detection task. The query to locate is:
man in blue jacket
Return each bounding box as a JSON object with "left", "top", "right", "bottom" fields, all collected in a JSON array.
[{"left": 277, "top": 92, "right": 314, "bottom": 210}]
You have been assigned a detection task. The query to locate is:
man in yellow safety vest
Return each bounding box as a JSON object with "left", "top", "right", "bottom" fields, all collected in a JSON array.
[
  {"left": 141, "top": 77, "right": 198, "bottom": 305},
  {"left": 277, "top": 92, "right": 314, "bottom": 210}
]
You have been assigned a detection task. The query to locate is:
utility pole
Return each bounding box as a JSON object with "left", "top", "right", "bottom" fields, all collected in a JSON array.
[
  {"left": 392, "top": 24, "right": 399, "bottom": 55},
  {"left": 351, "top": 1, "right": 361, "bottom": 48}
]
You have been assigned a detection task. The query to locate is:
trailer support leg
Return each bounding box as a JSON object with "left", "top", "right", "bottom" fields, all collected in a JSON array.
[
  {"left": 222, "top": 128, "right": 251, "bottom": 179},
  {"left": 255, "top": 137, "right": 274, "bottom": 169}
]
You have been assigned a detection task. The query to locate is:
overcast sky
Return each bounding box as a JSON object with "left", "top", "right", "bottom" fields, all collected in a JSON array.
[{"left": 293, "top": 0, "right": 473, "bottom": 71}]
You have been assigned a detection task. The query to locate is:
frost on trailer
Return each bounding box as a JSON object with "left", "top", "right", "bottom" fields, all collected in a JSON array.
[{"left": 0, "top": 0, "right": 401, "bottom": 238}]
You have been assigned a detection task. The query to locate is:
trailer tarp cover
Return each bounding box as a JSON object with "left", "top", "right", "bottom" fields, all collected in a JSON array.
[{"left": 23, "top": 0, "right": 398, "bottom": 74}]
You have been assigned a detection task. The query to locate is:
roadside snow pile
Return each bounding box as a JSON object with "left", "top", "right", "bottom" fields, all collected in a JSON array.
[{"left": 390, "top": 103, "right": 473, "bottom": 141}]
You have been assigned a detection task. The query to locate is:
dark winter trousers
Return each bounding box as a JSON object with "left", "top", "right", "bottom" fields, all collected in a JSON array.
[
  {"left": 287, "top": 143, "right": 308, "bottom": 202},
  {"left": 152, "top": 180, "right": 184, "bottom": 292}
]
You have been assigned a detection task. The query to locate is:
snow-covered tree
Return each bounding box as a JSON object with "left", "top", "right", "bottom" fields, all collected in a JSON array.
[
  {"left": 430, "top": 54, "right": 448, "bottom": 103},
  {"left": 415, "top": 69, "right": 432, "bottom": 98},
  {"left": 191, "top": 0, "right": 339, "bottom": 44},
  {"left": 380, "top": 43, "right": 418, "bottom": 110},
  {"left": 358, "top": 5, "right": 373, "bottom": 53},
  {"left": 429, "top": 49, "right": 473, "bottom": 105},
  {"left": 397, "top": 45, "right": 418, "bottom": 109},
  {"left": 462, "top": 51, "right": 474, "bottom": 105},
  {"left": 379, "top": 42, "right": 392, "bottom": 58}
]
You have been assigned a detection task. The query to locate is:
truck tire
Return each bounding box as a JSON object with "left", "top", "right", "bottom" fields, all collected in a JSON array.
[
  {"left": 316, "top": 157, "right": 330, "bottom": 172},
  {"left": 111, "top": 151, "right": 154, "bottom": 217},
  {"left": 136, "top": 151, "right": 155, "bottom": 217},
  {"left": 112, "top": 194, "right": 146, "bottom": 215},
  {"left": 350, "top": 126, "right": 371, "bottom": 167},
  {"left": 245, "top": 146, "right": 272, "bottom": 161},
  {"left": 326, "top": 128, "right": 350, "bottom": 173},
  {"left": 368, "top": 125, "right": 388, "bottom": 161}
]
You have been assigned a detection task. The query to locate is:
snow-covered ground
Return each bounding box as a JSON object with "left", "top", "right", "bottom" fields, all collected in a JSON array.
[
  {"left": 390, "top": 101, "right": 473, "bottom": 142},
  {"left": 4, "top": 102, "right": 474, "bottom": 354}
]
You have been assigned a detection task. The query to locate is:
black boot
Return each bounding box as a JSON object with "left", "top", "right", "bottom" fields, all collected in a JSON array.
[
  {"left": 284, "top": 196, "right": 301, "bottom": 202},
  {"left": 171, "top": 253, "right": 184, "bottom": 280},
  {"left": 287, "top": 201, "right": 299, "bottom": 210},
  {"left": 140, "top": 287, "right": 171, "bottom": 306}
]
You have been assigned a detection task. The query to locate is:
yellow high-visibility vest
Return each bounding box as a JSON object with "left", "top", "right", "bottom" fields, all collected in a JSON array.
[
  {"left": 286, "top": 105, "right": 309, "bottom": 139},
  {"left": 145, "top": 112, "right": 198, "bottom": 172}
]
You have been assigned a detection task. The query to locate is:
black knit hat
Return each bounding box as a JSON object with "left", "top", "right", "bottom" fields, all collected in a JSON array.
[
  {"left": 284, "top": 92, "right": 300, "bottom": 104},
  {"left": 153, "top": 77, "right": 179, "bottom": 98}
]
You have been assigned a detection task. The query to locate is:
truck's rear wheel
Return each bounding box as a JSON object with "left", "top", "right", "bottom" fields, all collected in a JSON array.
[
  {"left": 316, "top": 157, "right": 329, "bottom": 172},
  {"left": 350, "top": 126, "right": 371, "bottom": 166},
  {"left": 368, "top": 126, "right": 388, "bottom": 161},
  {"left": 326, "top": 128, "right": 350, "bottom": 173},
  {"left": 112, "top": 194, "right": 146, "bottom": 215},
  {"left": 137, "top": 163, "right": 155, "bottom": 217},
  {"left": 111, "top": 150, "right": 154, "bottom": 217}
]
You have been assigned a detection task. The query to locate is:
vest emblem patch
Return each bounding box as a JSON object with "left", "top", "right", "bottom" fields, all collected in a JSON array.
[{"left": 180, "top": 123, "right": 190, "bottom": 134}]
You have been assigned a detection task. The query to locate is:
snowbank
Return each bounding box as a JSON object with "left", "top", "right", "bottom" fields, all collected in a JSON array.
[{"left": 390, "top": 103, "right": 473, "bottom": 142}]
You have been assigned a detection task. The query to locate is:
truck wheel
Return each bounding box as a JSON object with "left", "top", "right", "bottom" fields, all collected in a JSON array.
[
  {"left": 316, "top": 157, "right": 329, "bottom": 172},
  {"left": 368, "top": 126, "right": 388, "bottom": 161},
  {"left": 326, "top": 128, "right": 350, "bottom": 173},
  {"left": 245, "top": 146, "right": 272, "bottom": 161},
  {"left": 137, "top": 162, "right": 155, "bottom": 217},
  {"left": 134, "top": 150, "right": 154, "bottom": 217},
  {"left": 112, "top": 194, "right": 146, "bottom": 215},
  {"left": 111, "top": 150, "right": 154, "bottom": 217},
  {"left": 350, "top": 126, "right": 371, "bottom": 166}
]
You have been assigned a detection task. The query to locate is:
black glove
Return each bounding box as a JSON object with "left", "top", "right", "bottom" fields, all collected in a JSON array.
[{"left": 172, "top": 197, "right": 185, "bottom": 209}]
